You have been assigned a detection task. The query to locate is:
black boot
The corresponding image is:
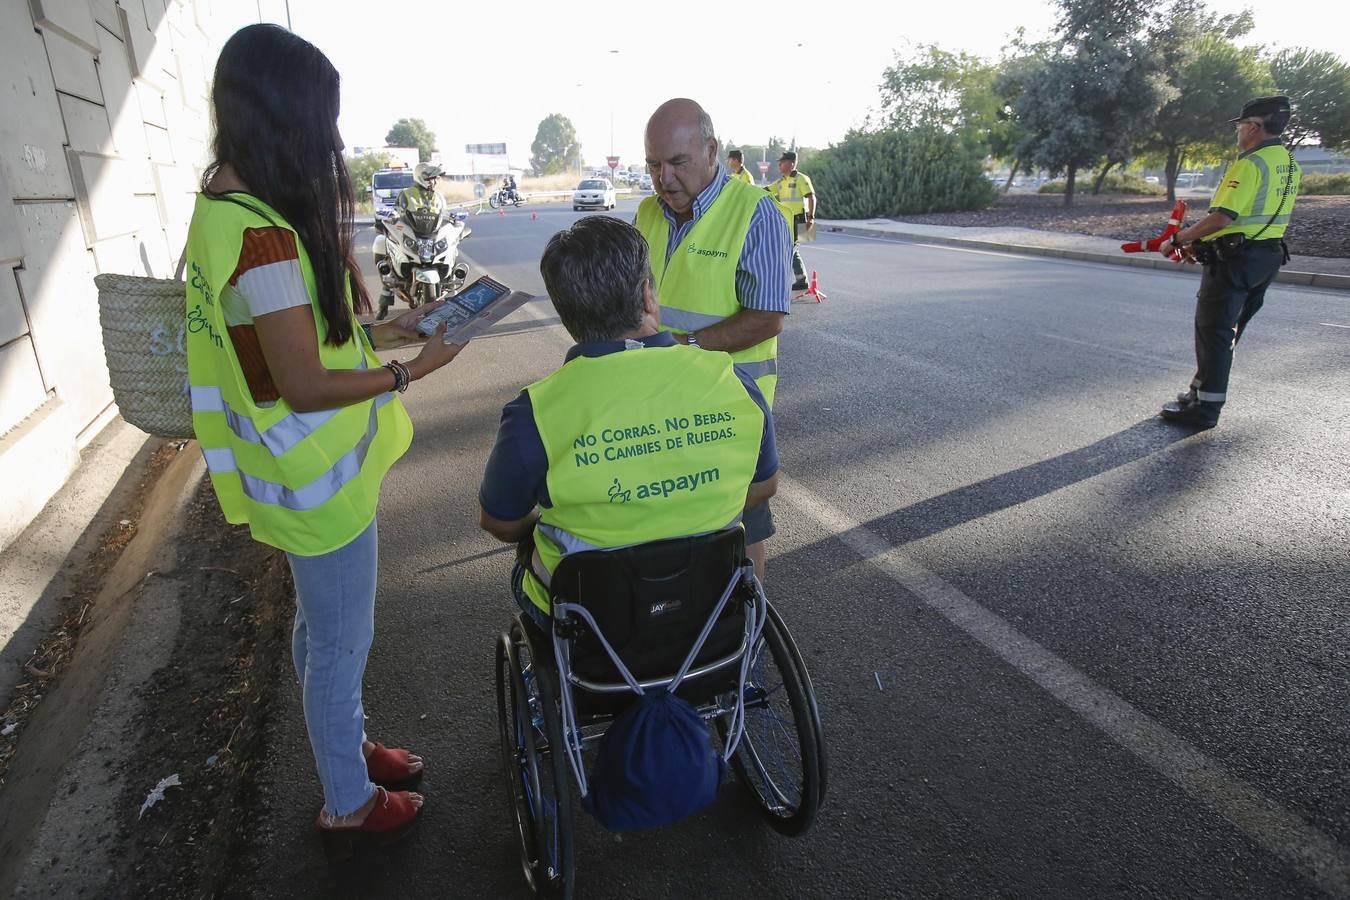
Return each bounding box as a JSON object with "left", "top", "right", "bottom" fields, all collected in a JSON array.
[
  {"left": 376, "top": 293, "right": 392, "bottom": 321},
  {"left": 1160, "top": 399, "right": 1219, "bottom": 428}
]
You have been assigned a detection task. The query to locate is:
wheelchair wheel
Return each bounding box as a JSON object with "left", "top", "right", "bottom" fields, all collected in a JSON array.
[
  {"left": 722, "top": 600, "right": 826, "bottom": 836},
  {"left": 495, "top": 621, "right": 575, "bottom": 898}
]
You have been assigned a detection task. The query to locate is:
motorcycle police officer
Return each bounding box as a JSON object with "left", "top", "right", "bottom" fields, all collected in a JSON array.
[
  {"left": 1158, "top": 95, "right": 1301, "bottom": 429},
  {"left": 375, "top": 163, "right": 446, "bottom": 319}
]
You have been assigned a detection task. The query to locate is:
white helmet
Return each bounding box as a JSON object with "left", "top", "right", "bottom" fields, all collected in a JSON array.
[{"left": 414, "top": 163, "right": 442, "bottom": 189}]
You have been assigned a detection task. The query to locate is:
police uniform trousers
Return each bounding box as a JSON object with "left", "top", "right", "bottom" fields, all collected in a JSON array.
[
  {"left": 1189, "top": 239, "right": 1284, "bottom": 417},
  {"left": 791, "top": 213, "right": 807, "bottom": 284}
]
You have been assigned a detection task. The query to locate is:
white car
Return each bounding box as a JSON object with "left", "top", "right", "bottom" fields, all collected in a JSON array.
[
  {"left": 638, "top": 174, "right": 653, "bottom": 191},
  {"left": 573, "top": 178, "right": 616, "bottom": 211}
]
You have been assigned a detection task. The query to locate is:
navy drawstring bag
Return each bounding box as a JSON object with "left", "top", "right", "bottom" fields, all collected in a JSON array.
[{"left": 582, "top": 687, "right": 726, "bottom": 831}]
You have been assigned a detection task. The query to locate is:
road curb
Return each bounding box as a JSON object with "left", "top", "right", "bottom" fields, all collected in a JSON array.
[{"left": 823, "top": 225, "right": 1350, "bottom": 292}]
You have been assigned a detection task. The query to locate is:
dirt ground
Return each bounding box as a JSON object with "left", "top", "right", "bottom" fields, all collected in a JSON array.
[
  {"left": 1, "top": 462, "right": 291, "bottom": 899},
  {"left": 115, "top": 482, "right": 291, "bottom": 898},
  {"left": 894, "top": 193, "right": 1350, "bottom": 259}
]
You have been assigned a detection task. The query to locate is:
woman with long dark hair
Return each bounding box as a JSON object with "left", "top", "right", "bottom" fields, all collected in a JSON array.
[{"left": 184, "top": 23, "right": 459, "bottom": 841}]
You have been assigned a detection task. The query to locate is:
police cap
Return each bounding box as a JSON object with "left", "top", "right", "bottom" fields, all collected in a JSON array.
[
  {"left": 1229, "top": 95, "right": 1291, "bottom": 131},
  {"left": 779, "top": 151, "right": 796, "bottom": 163}
]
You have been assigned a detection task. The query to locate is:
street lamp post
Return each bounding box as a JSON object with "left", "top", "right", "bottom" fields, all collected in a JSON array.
[{"left": 608, "top": 49, "right": 619, "bottom": 159}]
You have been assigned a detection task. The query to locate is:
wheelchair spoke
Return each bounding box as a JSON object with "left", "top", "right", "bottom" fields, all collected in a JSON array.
[{"left": 736, "top": 633, "right": 805, "bottom": 815}]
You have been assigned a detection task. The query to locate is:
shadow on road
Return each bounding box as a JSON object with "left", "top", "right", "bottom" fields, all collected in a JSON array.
[
  {"left": 417, "top": 544, "right": 514, "bottom": 575},
  {"left": 779, "top": 417, "right": 1194, "bottom": 565}
]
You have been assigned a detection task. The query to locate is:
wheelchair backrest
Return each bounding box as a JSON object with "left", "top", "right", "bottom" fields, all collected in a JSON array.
[{"left": 550, "top": 527, "right": 748, "bottom": 686}]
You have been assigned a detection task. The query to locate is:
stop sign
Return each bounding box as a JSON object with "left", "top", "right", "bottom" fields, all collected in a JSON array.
[
  {"left": 606, "top": 155, "right": 620, "bottom": 170},
  {"left": 758, "top": 161, "right": 770, "bottom": 174}
]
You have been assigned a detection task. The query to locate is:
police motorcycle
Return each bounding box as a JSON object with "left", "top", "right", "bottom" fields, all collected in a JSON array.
[
  {"left": 487, "top": 184, "right": 525, "bottom": 209},
  {"left": 372, "top": 197, "right": 471, "bottom": 319}
]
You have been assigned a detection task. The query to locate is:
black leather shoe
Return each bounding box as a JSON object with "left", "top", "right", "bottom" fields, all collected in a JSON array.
[
  {"left": 1160, "top": 401, "right": 1219, "bottom": 428},
  {"left": 792, "top": 280, "right": 809, "bottom": 291},
  {"left": 1176, "top": 389, "right": 1197, "bottom": 405}
]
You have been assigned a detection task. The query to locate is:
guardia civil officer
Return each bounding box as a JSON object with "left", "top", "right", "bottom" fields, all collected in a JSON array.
[
  {"left": 1158, "top": 95, "right": 1301, "bottom": 429},
  {"left": 765, "top": 151, "right": 818, "bottom": 291}
]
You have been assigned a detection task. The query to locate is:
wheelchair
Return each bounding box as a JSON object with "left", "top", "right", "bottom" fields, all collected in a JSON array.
[{"left": 494, "top": 526, "right": 827, "bottom": 898}]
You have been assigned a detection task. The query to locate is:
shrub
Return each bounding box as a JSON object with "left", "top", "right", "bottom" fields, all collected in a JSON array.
[
  {"left": 809, "top": 126, "right": 996, "bottom": 219},
  {"left": 1038, "top": 173, "right": 1164, "bottom": 195},
  {"left": 1300, "top": 173, "right": 1350, "bottom": 195}
]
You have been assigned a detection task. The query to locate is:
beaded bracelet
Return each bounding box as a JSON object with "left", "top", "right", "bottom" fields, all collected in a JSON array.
[{"left": 383, "top": 360, "right": 410, "bottom": 393}]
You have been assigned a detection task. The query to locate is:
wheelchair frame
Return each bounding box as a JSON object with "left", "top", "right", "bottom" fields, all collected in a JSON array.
[{"left": 493, "top": 528, "right": 827, "bottom": 899}]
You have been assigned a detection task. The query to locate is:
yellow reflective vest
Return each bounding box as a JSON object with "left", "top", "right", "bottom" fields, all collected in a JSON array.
[
  {"left": 520, "top": 343, "right": 765, "bottom": 613},
  {"left": 185, "top": 193, "right": 413, "bottom": 556},
  {"left": 1205, "top": 141, "right": 1301, "bottom": 242},
  {"left": 765, "top": 169, "right": 814, "bottom": 236},
  {"left": 636, "top": 178, "right": 780, "bottom": 405},
  {"left": 731, "top": 167, "right": 755, "bottom": 185}
]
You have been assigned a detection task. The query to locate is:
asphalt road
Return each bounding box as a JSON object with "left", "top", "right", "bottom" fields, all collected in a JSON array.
[{"left": 235, "top": 197, "right": 1350, "bottom": 899}]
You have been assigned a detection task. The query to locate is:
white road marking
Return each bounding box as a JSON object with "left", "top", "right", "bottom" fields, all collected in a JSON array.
[
  {"left": 779, "top": 473, "right": 1350, "bottom": 898},
  {"left": 1036, "top": 331, "right": 1178, "bottom": 367},
  {"left": 476, "top": 246, "right": 1350, "bottom": 892},
  {"left": 1320, "top": 323, "right": 1350, "bottom": 329}
]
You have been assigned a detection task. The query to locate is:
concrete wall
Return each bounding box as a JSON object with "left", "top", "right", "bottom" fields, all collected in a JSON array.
[{"left": 0, "top": 0, "right": 266, "bottom": 550}]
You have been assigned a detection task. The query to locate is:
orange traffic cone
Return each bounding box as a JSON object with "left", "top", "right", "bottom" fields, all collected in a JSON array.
[
  {"left": 531, "top": 212, "right": 538, "bottom": 221},
  {"left": 793, "top": 270, "right": 827, "bottom": 303},
  {"left": 497, "top": 206, "right": 505, "bottom": 216}
]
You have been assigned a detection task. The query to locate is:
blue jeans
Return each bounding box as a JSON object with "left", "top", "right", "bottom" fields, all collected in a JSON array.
[{"left": 287, "top": 519, "right": 378, "bottom": 816}]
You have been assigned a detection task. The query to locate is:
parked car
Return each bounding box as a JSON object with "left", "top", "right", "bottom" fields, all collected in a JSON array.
[
  {"left": 573, "top": 178, "right": 617, "bottom": 211},
  {"left": 638, "top": 174, "right": 653, "bottom": 191}
]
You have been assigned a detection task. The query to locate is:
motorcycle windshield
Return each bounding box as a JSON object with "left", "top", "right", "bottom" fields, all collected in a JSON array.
[{"left": 405, "top": 208, "right": 442, "bottom": 236}]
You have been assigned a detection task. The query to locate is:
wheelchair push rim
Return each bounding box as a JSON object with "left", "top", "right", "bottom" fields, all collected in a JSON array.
[
  {"left": 495, "top": 621, "right": 575, "bottom": 898},
  {"left": 722, "top": 600, "right": 825, "bottom": 836}
]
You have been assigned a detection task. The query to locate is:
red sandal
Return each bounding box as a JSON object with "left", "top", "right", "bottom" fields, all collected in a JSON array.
[
  {"left": 365, "top": 741, "right": 424, "bottom": 788},
  {"left": 317, "top": 787, "right": 423, "bottom": 847}
]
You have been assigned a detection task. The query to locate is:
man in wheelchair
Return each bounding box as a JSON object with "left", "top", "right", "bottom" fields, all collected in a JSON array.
[
  {"left": 477, "top": 214, "right": 778, "bottom": 629},
  {"left": 477, "top": 218, "right": 823, "bottom": 897}
]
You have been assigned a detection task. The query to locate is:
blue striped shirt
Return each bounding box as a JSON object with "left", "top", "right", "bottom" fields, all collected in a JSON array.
[{"left": 648, "top": 164, "right": 792, "bottom": 314}]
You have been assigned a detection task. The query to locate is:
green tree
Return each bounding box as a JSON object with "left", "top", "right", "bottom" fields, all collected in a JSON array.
[
  {"left": 1269, "top": 48, "right": 1350, "bottom": 150},
  {"left": 1147, "top": 35, "right": 1270, "bottom": 200},
  {"left": 992, "top": 38, "right": 1052, "bottom": 191},
  {"left": 530, "top": 114, "right": 581, "bottom": 176},
  {"left": 385, "top": 118, "right": 436, "bottom": 162},
  {"left": 879, "top": 44, "right": 1000, "bottom": 134},
  {"left": 346, "top": 151, "right": 392, "bottom": 197},
  {"left": 1013, "top": 0, "right": 1172, "bottom": 205}
]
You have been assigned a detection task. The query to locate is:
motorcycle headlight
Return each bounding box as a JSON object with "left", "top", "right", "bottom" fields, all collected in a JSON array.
[
  {"left": 417, "top": 238, "right": 435, "bottom": 258},
  {"left": 402, "top": 235, "right": 417, "bottom": 251},
  {"left": 434, "top": 239, "right": 448, "bottom": 252}
]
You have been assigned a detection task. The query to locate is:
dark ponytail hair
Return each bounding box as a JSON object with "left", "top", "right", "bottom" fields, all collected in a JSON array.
[{"left": 203, "top": 24, "right": 368, "bottom": 346}]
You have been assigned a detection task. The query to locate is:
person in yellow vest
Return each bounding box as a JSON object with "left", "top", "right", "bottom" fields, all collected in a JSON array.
[
  {"left": 1158, "top": 95, "right": 1301, "bottom": 429},
  {"left": 765, "top": 150, "right": 818, "bottom": 291},
  {"left": 477, "top": 216, "right": 779, "bottom": 626},
  {"left": 636, "top": 98, "right": 792, "bottom": 580},
  {"left": 396, "top": 163, "right": 447, "bottom": 217},
  {"left": 185, "top": 24, "right": 463, "bottom": 842},
  {"left": 727, "top": 149, "right": 755, "bottom": 185}
]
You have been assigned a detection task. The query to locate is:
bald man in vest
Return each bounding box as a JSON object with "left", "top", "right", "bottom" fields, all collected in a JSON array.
[{"left": 636, "top": 98, "right": 792, "bottom": 580}]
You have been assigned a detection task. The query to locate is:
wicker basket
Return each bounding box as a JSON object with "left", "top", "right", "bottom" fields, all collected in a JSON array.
[{"left": 94, "top": 272, "right": 194, "bottom": 439}]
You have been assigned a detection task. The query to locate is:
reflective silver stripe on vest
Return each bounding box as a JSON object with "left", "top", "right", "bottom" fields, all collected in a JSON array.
[
  {"left": 1248, "top": 152, "right": 1271, "bottom": 217},
  {"left": 660, "top": 306, "right": 727, "bottom": 332},
  {"left": 734, "top": 359, "right": 777, "bottom": 380},
  {"left": 1232, "top": 213, "right": 1291, "bottom": 227},
  {"left": 191, "top": 383, "right": 388, "bottom": 456},
  {"left": 200, "top": 400, "right": 384, "bottom": 511},
  {"left": 534, "top": 522, "right": 740, "bottom": 586}
]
